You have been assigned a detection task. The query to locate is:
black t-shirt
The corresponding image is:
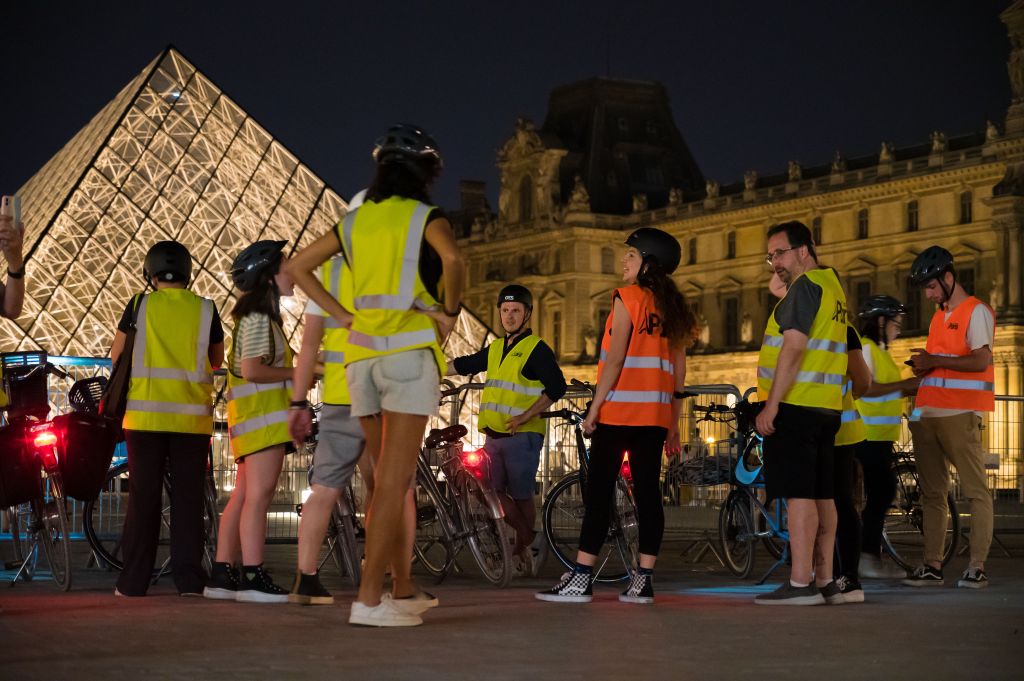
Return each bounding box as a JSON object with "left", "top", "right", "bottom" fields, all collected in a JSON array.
[
  {"left": 117, "top": 294, "right": 225, "bottom": 344},
  {"left": 452, "top": 329, "right": 567, "bottom": 402}
]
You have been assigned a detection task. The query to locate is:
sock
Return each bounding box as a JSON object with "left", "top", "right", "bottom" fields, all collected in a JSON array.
[
  {"left": 790, "top": 579, "right": 810, "bottom": 588},
  {"left": 638, "top": 567, "right": 654, "bottom": 576},
  {"left": 574, "top": 563, "right": 593, "bottom": 575}
]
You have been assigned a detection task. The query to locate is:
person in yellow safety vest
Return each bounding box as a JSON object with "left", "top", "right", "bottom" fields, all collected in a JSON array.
[
  {"left": 285, "top": 253, "right": 367, "bottom": 605},
  {"left": 0, "top": 198, "right": 25, "bottom": 410},
  {"left": 854, "top": 295, "right": 920, "bottom": 581},
  {"left": 111, "top": 241, "right": 224, "bottom": 597},
  {"left": 288, "top": 124, "right": 465, "bottom": 627},
  {"left": 903, "top": 246, "right": 996, "bottom": 589},
  {"left": 447, "top": 283, "right": 566, "bottom": 577},
  {"left": 203, "top": 240, "right": 295, "bottom": 603},
  {"left": 754, "top": 220, "right": 849, "bottom": 606}
]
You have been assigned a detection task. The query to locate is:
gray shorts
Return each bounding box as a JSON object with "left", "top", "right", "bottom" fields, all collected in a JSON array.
[
  {"left": 310, "top": 404, "right": 364, "bottom": 489},
  {"left": 346, "top": 349, "right": 440, "bottom": 418}
]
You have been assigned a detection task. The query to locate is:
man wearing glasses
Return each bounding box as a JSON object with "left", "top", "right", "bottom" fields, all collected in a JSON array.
[{"left": 754, "top": 220, "right": 849, "bottom": 605}]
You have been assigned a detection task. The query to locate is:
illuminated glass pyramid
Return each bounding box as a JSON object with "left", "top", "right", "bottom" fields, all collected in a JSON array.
[{"left": 3, "top": 46, "right": 347, "bottom": 356}]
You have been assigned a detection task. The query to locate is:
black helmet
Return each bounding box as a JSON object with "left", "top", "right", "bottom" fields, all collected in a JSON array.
[
  {"left": 910, "top": 246, "right": 954, "bottom": 286},
  {"left": 858, "top": 295, "right": 907, "bottom": 320},
  {"left": 497, "top": 284, "right": 533, "bottom": 310},
  {"left": 144, "top": 240, "right": 192, "bottom": 284},
  {"left": 372, "top": 124, "right": 443, "bottom": 168},
  {"left": 625, "top": 227, "right": 681, "bottom": 275},
  {"left": 231, "top": 240, "right": 287, "bottom": 292}
]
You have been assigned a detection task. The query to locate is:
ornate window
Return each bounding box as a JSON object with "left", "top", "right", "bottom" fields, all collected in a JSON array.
[
  {"left": 960, "top": 191, "right": 973, "bottom": 224},
  {"left": 724, "top": 297, "right": 739, "bottom": 347},
  {"left": 688, "top": 237, "right": 697, "bottom": 265},
  {"left": 812, "top": 216, "right": 823, "bottom": 245},
  {"left": 519, "top": 175, "right": 533, "bottom": 222},
  {"left": 726, "top": 231, "right": 736, "bottom": 259},
  {"left": 857, "top": 208, "right": 869, "bottom": 240},
  {"left": 906, "top": 200, "right": 919, "bottom": 232},
  {"left": 904, "top": 274, "right": 922, "bottom": 333}
]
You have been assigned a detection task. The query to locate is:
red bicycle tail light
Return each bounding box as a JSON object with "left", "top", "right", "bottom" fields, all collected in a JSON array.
[
  {"left": 33, "top": 430, "right": 58, "bottom": 448},
  {"left": 621, "top": 451, "right": 632, "bottom": 480},
  {"left": 463, "top": 449, "right": 484, "bottom": 468}
]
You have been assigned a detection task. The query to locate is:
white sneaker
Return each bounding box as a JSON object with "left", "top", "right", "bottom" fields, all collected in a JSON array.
[
  {"left": 859, "top": 553, "right": 905, "bottom": 579},
  {"left": 390, "top": 589, "right": 440, "bottom": 615},
  {"left": 349, "top": 594, "right": 423, "bottom": 627}
]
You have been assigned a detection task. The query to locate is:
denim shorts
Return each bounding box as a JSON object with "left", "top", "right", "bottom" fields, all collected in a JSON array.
[
  {"left": 483, "top": 431, "right": 544, "bottom": 499},
  {"left": 310, "top": 405, "right": 364, "bottom": 489},
  {"left": 345, "top": 349, "right": 440, "bottom": 418}
]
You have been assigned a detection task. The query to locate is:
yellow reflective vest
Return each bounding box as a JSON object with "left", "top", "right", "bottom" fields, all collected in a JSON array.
[
  {"left": 337, "top": 196, "right": 445, "bottom": 375},
  {"left": 477, "top": 335, "right": 547, "bottom": 436},
  {"left": 835, "top": 378, "right": 866, "bottom": 446},
  {"left": 226, "top": 315, "right": 293, "bottom": 459},
  {"left": 124, "top": 289, "right": 215, "bottom": 435},
  {"left": 319, "top": 256, "right": 352, "bottom": 406},
  {"left": 757, "top": 267, "right": 848, "bottom": 411},
  {"left": 856, "top": 338, "right": 905, "bottom": 442}
]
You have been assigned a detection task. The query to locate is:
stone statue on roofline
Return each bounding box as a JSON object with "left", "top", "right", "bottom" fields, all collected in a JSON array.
[
  {"left": 632, "top": 194, "right": 648, "bottom": 213},
  {"left": 668, "top": 187, "right": 683, "bottom": 206},
  {"left": 879, "top": 142, "right": 893, "bottom": 163},
  {"left": 744, "top": 170, "right": 758, "bottom": 191},
  {"left": 705, "top": 180, "right": 719, "bottom": 199},
  {"left": 930, "top": 131, "right": 947, "bottom": 153},
  {"left": 567, "top": 175, "right": 590, "bottom": 212},
  {"left": 787, "top": 161, "right": 802, "bottom": 182}
]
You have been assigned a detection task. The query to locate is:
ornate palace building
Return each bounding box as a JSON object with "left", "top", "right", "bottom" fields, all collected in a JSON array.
[{"left": 453, "top": 4, "right": 1024, "bottom": 405}]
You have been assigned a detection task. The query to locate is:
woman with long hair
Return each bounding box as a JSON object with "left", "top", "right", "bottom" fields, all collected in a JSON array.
[
  {"left": 203, "top": 240, "right": 294, "bottom": 603},
  {"left": 288, "top": 124, "right": 465, "bottom": 627},
  {"left": 537, "top": 227, "right": 694, "bottom": 605}
]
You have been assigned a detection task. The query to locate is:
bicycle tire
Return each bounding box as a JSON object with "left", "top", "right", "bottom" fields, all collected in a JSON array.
[
  {"left": 34, "top": 471, "right": 72, "bottom": 591},
  {"left": 756, "top": 492, "right": 787, "bottom": 560},
  {"left": 460, "top": 472, "right": 512, "bottom": 587},
  {"left": 882, "top": 463, "right": 959, "bottom": 570},
  {"left": 5, "top": 506, "right": 25, "bottom": 569},
  {"left": 332, "top": 489, "right": 362, "bottom": 588},
  {"left": 412, "top": 468, "right": 455, "bottom": 579},
  {"left": 542, "top": 472, "right": 630, "bottom": 583},
  {"left": 718, "top": 489, "right": 755, "bottom": 578},
  {"left": 201, "top": 480, "right": 219, "bottom": 575}
]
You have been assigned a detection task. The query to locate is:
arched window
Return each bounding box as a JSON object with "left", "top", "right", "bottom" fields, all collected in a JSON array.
[
  {"left": 960, "top": 191, "right": 973, "bottom": 224},
  {"left": 519, "top": 175, "right": 533, "bottom": 222},
  {"left": 601, "top": 247, "right": 615, "bottom": 274}
]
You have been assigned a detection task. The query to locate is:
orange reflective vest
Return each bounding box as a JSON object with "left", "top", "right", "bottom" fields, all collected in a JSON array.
[
  {"left": 916, "top": 296, "right": 995, "bottom": 412},
  {"left": 596, "top": 285, "right": 673, "bottom": 428}
]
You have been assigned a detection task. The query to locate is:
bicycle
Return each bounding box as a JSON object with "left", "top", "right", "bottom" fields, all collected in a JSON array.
[
  {"left": 412, "top": 420, "right": 513, "bottom": 587},
  {"left": 540, "top": 395, "right": 640, "bottom": 583},
  {"left": 879, "top": 441, "right": 959, "bottom": 570},
  {"left": 1, "top": 351, "right": 74, "bottom": 591}
]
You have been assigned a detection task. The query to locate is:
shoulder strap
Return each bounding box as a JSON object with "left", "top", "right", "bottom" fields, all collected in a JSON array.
[{"left": 129, "top": 293, "right": 143, "bottom": 329}]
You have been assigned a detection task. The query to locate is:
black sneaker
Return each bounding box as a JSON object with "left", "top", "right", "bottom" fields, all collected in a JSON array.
[
  {"left": 288, "top": 571, "right": 334, "bottom": 605},
  {"left": 902, "top": 564, "right": 944, "bottom": 587},
  {"left": 237, "top": 564, "right": 289, "bottom": 603},
  {"left": 203, "top": 562, "right": 240, "bottom": 601},
  {"left": 835, "top": 575, "right": 865, "bottom": 603},
  {"left": 956, "top": 567, "right": 989, "bottom": 589},
  {"left": 535, "top": 570, "right": 593, "bottom": 603},
  {"left": 619, "top": 571, "right": 655, "bottom": 604},
  {"left": 754, "top": 582, "right": 825, "bottom": 606},
  {"left": 819, "top": 580, "right": 845, "bottom": 605}
]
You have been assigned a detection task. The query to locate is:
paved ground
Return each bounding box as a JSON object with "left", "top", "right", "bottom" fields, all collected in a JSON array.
[{"left": 1, "top": 539, "right": 1022, "bottom": 681}]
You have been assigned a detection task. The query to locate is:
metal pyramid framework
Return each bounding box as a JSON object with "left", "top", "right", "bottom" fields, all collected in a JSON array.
[{"left": 4, "top": 46, "right": 347, "bottom": 356}]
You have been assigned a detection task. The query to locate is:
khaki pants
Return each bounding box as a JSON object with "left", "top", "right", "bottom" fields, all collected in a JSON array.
[{"left": 908, "top": 413, "right": 993, "bottom": 564}]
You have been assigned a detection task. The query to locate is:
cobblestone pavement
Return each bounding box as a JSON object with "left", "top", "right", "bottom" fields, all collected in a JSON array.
[{"left": 1, "top": 540, "right": 1022, "bottom": 680}]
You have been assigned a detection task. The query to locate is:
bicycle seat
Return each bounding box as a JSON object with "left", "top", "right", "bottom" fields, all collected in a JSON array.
[{"left": 425, "top": 424, "right": 467, "bottom": 448}]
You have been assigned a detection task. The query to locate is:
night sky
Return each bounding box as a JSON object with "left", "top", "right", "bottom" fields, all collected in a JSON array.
[{"left": 0, "top": 1, "right": 1012, "bottom": 214}]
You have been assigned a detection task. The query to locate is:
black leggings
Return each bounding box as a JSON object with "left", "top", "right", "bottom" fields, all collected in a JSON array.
[
  {"left": 578, "top": 424, "right": 667, "bottom": 557},
  {"left": 855, "top": 440, "right": 898, "bottom": 557},
  {"left": 833, "top": 444, "right": 860, "bottom": 579}
]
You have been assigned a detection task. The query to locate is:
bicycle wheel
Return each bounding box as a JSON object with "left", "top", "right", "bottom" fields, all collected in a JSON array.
[
  {"left": 542, "top": 472, "right": 629, "bottom": 583},
  {"left": 329, "top": 489, "right": 362, "bottom": 588},
  {"left": 460, "top": 473, "right": 512, "bottom": 587},
  {"left": 7, "top": 502, "right": 36, "bottom": 579},
  {"left": 5, "top": 506, "right": 25, "bottom": 569},
  {"left": 612, "top": 477, "right": 639, "bottom": 576},
  {"left": 34, "top": 471, "right": 72, "bottom": 591},
  {"left": 201, "top": 480, "right": 219, "bottom": 575},
  {"left": 756, "top": 491, "right": 787, "bottom": 560},
  {"left": 718, "top": 489, "right": 755, "bottom": 578},
  {"left": 882, "top": 463, "right": 959, "bottom": 570},
  {"left": 412, "top": 472, "right": 455, "bottom": 579}
]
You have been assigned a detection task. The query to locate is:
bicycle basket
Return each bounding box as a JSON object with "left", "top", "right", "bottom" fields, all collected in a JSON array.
[
  {"left": 52, "top": 411, "right": 117, "bottom": 502},
  {"left": 0, "top": 422, "right": 42, "bottom": 507},
  {"left": 1, "top": 351, "right": 50, "bottom": 420},
  {"left": 680, "top": 453, "right": 733, "bottom": 486},
  {"left": 68, "top": 376, "right": 108, "bottom": 414}
]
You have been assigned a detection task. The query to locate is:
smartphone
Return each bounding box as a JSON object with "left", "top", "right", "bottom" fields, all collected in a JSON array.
[
  {"left": 904, "top": 360, "right": 915, "bottom": 366},
  {"left": 0, "top": 195, "right": 18, "bottom": 225}
]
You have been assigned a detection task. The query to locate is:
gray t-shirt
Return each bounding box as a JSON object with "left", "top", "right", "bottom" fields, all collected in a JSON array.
[{"left": 773, "top": 273, "right": 822, "bottom": 335}]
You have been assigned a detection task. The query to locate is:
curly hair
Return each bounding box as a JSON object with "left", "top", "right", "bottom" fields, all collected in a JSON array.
[{"left": 637, "top": 259, "right": 696, "bottom": 349}]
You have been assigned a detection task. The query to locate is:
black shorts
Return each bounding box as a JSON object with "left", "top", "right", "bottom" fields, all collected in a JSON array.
[{"left": 762, "top": 403, "right": 840, "bottom": 500}]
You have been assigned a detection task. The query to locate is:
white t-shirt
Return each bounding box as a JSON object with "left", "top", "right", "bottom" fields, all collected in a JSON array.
[
  {"left": 233, "top": 313, "right": 287, "bottom": 368},
  {"left": 917, "top": 302, "right": 994, "bottom": 418}
]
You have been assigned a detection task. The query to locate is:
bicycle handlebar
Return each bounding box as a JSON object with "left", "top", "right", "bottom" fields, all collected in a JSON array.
[{"left": 540, "top": 408, "right": 584, "bottom": 423}]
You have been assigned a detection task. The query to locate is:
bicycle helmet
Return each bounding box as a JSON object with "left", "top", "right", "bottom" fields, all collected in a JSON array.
[
  {"left": 230, "top": 240, "right": 287, "bottom": 292},
  {"left": 143, "top": 240, "right": 192, "bottom": 284},
  {"left": 910, "top": 245, "right": 955, "bottom": 286},
  {"left": 858, "top": 295, "right": 907, "bottom": 320},
  {"left": 624, "top": 227, "right": 681, "bottom": 275},
  {"left": 372, "top": 124, "right": 443, "bottom": 168},
  {"left": 496, "top": 284, "right": 533, "bottom": 310}
]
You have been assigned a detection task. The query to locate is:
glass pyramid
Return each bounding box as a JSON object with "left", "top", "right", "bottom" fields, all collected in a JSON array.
[{"left": 4, "top": 46, "right": 347, "bottom": 357}]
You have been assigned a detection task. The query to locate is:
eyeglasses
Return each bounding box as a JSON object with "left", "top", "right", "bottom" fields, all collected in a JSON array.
[{"left": 765, "top": 247, "right": 796, "bottom": 265}]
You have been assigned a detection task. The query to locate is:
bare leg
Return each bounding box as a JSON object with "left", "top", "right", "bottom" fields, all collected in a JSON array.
[
  {"left": 238, "top": 446, "right": 285, "bottom": 566},
  {"left": 812, "top": 499, "right": 838, "bottom": 585},
  {"left": 787, "top": 498, "right": 820, "bottom": 585},
  {"left": 501, "top": 495, "right": 536, "bottom": 555},
  {"left": 296, "top": 484, "right": 342, "bottom": 574},
  {"left": 213, "top": 461, "right": 246, "bottom": 564}
]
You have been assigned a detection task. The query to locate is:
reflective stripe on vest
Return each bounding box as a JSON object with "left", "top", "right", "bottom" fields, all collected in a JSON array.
[
  {"left": 596, "top": 285, "right": 674, "bottom": 427},
  {"left": 478, "top": 335, "right": 547, "bottom": 435},
  {"left": 835, "top": 377, "right": 866, "bottom": 446},
  {"left": 227, "top": 316, "right": 293, "bottom": 458},
  {"left": 124, "top": 289, "right": 215, "bottom": 435},
  {"left": 854, "top": 337, "right": 906, "bottom": 441},
  {"left": 915, "top": 296, "right": 996, "bottom": 412},
  {"left": 756, "top": 267, "right": 848, "bottom": 411},
  {"left": 321, "top": 256, "right": 352, "bottom": 405},
  {"left": 337, "top": 197, "right": 445, "bottom": 375}
]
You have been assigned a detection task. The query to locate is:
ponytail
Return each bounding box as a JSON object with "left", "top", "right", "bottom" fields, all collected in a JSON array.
[{"left": 637, "top": 259, "right": 695, "bottom": 349}]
